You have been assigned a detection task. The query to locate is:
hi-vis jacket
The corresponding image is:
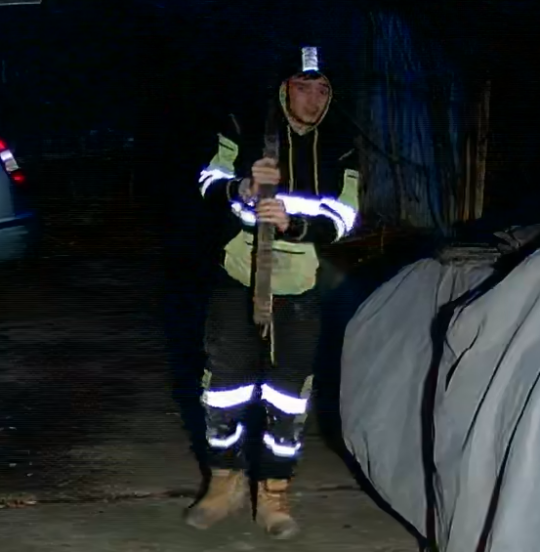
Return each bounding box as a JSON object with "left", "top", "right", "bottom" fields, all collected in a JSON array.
[{"left": 198, "top": 75, "right": 361, "bottom": 296}]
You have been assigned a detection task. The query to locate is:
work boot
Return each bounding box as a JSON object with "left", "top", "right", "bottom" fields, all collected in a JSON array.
[
  {"left": 185, "top": 469, "right": 248, "bottom": 530},
  {"left": 256, "top": 479, "right": 299, "bottom": 539}
]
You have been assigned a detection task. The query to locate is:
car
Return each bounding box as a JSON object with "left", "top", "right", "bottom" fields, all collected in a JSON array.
[{"left": 0, "top": 137, "right": 39, "bottom": 263}]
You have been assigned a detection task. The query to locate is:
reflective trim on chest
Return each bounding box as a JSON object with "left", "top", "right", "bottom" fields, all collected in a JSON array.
[{"left": 223, "top": 169, "right": 361, "bottom": 295}]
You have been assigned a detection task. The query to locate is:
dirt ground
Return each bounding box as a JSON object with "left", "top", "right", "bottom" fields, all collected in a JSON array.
[{"left": 0, "top": 254, "right": 420, "bottom": 551}]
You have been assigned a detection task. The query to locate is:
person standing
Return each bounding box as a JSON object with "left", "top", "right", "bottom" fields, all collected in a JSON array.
[{"left": 185, "top": 46, "right": 360, "bottom": 539}]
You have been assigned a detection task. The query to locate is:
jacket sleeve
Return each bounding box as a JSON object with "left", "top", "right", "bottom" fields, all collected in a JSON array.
[
  {"left": 198, "top": 130, "right": 247, "bottom": 211},
  {"left": 276, "top": 152, "right": 361, "bottom": 246},
  {"left": 276, "top": 213, "right": 336, "bottom": 244}
]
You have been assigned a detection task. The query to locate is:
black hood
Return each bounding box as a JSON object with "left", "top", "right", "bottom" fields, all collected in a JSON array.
[
  {"left": 272, "top": 47, "right": 334, "bottom": 135},
  {"left": 278, "top": 74, "right": 333, "bottom": 135}
]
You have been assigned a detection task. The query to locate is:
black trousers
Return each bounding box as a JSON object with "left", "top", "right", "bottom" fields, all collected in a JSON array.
[{"left": 202, "top": 273, "right": 321, "bottom": 480}]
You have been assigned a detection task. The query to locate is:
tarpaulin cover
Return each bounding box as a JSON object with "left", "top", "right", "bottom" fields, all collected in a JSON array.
[
  {"left": 431, "top": 249, "right": 540, "bottom": 552},
  {"left": 340, "top": 255, "right": 496, "bottom": 546}
]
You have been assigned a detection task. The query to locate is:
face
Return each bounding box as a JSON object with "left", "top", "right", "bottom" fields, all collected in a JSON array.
[{"left": 287, "top": 75, "right": 331, "bottom": 125}]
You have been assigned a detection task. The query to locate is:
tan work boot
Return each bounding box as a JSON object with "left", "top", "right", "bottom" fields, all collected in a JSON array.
[
  {"left": 185, "top": 469, "right": 248, "bottom": 530},
  {"left": 256, "top": 479, "right": 299, "bottom": 539}
]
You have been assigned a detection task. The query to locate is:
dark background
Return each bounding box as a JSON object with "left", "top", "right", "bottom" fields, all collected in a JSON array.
[
  {"left": 1, "top": 0, "right": 539, "bottom": 198},
  {"left": 0, "top": 0, "right": 539, "bottom": 276}
]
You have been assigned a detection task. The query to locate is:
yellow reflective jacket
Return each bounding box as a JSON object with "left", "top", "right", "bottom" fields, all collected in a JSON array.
[{"left": 199, "top": 78, "right": 361, "bottom": 295}]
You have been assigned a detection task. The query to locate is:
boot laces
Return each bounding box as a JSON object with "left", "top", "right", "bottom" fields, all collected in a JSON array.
[
  {"left": 208, "top": 471, "right": 241, "bottom": 497},
  {"left": 261, "top": 483, "right": 290, "bottom": 514}
]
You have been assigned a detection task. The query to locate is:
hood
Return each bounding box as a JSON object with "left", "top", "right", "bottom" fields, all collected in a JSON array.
[
  {"left": 278, "top": 73, "right": 333, "bottom": 136},
  {"left": 275, "top": 47, "right": 333, "bottom": 136}
]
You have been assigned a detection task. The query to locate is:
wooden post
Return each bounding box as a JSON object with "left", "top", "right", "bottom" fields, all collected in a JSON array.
[
  {"left": 462, "top": 134, "right": 472, "bottom": 222},
  {"left": 385, "top": 69, "right": 406, "bottom": 223},
  {"left": 357, "top": 16, "right": 374, "bottom": 221},
  {"left": 474, "top": 80, "right": 491, "bottom": 220}
]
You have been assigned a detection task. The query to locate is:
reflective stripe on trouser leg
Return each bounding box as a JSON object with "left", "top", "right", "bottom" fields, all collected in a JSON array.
[
  {"left": 201, "top": 377, "right": 255, "bottom": 468},
  {"left": 259, "top": 378, "right": 313, "bottom": 477}
]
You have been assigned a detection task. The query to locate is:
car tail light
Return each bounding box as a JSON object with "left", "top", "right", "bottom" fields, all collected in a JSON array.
[
  {"left": 0, "top": 136, "right": 26, "bottom": 185},
  {"left": 11, "top": 171, "right": 26, "bottom": 184}
]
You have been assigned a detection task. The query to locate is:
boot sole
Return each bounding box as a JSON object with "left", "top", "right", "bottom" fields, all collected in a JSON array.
[
  {"left": 270, "top": 526, "right": 300, "bottom": 540},
  {"left": 184, "top": 514, "right": 215, "bottom": 531},
  {"left": 256, "top": 517, "right": 300, "bottom": 540},
  {"left": 184, "top": 505, "right": 244, "bottom": 531},
  {"left": 184, "top": 492, "right": 247, "bottom": 530}
]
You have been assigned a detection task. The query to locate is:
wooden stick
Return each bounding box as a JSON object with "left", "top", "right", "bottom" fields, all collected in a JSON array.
[
  {"left": 253, "top": 183, "right": 277, "bottom": 326},
  {"left": 253, "top": 105, "right": 280, "bottom": 327}
]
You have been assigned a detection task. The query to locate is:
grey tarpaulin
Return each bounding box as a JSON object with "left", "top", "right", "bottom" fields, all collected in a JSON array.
[
  {"left": 340, "top": 253, "right": 495, "bottom": 544},
  {"left": 433, "top": 248, "right": 540, "bottom": 552}
]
